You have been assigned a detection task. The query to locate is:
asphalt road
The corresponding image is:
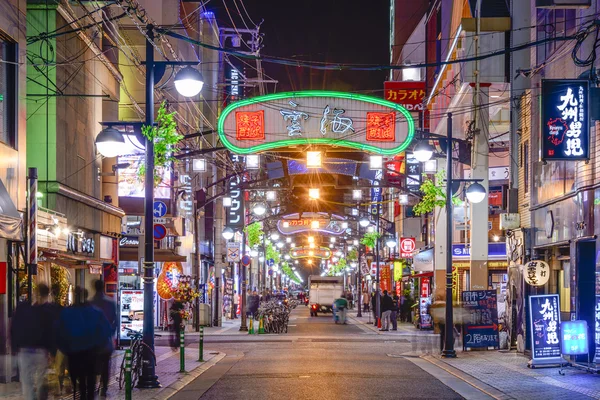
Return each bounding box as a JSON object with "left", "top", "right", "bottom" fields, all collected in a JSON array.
[{"left": 169, "top": 307, "right": 464, "bottom": 400}]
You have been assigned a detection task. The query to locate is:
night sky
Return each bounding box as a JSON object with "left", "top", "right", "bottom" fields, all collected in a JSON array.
[{"left": 209, "top": 0, "right": 390, "bottom": 94}]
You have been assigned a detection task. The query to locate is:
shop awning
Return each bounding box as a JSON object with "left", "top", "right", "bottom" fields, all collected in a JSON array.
[
  {"left": 119, "top": 247, "right": 187, "bottom": 262},
  {"left": 403, "top": 271, "right": 434, "bottom": 279},
  {"left": 0, "top": 178, "right": 22, "bottom": 241}
]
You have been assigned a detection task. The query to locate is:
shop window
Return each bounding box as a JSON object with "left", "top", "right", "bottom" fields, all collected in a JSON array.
[{"left": 0, "top": 35, "right": 17, "bottom": 149}]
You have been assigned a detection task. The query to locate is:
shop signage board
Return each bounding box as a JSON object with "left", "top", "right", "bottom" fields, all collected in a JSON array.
[
  {"left": 218, "top": 91, "right": 415, "bottom": 155},
  {"left": 277, "top": 212, "right": 347, "bottom": 236},
  {"left": 226, "top": 161, "right": 244, "bottom": 229},
  {"left": 419, "top": 297, "right": 432, "bottom": 329},
  {"left": 400, "top": 237, "right": 416, "bottom": 258},
  {"left": 383, "top": 81, "right": 426, "bottom": 111},
  {"left": 119, "top": 236, "right": 139, "bottom": 247},
  {"left": 224, "top": 278, "right": 234, "bottom": 314},
  {"left": 529, "top": 294, "right": 563, "bottom": 366},
  {"left": 524, "top": 260, "right": 550, "bottom": 286},
  {"left": 463, "top": 166, "right": 509, "bottom": 181},
  {"left": 595, "top": 295, "right": 600, "bottom": 363},
  {"left": 380, "top": 264, "right": 392, "bottom": 293},
  {"left": 500, "top": 213, "right": 521, "bottom": 230},
  {"left": 66, "top": 232, "right": 95, "bottom": 256},
  {"left": 413, "top": 248, "right": 433, "bottom": 272},
  {"left": 561, "top": 320, "right": 589, "bottom": 355},
  {"left": 226, "top": 242, "right": 241, "bottom": 262},
  {"left": 119, "top": 289, "right": 144, "bottom": 342},
  {"left": 420, "top": 277, "right": 430, "bottom": 298},
  {"left": 405, "top": 154, "right": 422, "bottom": 193},
  {"left": 452, "top": 243, "right": 506, "bottom": 258},
  {"left": 461, "top": 290, "right": 499, "bottom": 349},
  {"left": 541, "top": 79, "right": 590, "bottom": 161}
]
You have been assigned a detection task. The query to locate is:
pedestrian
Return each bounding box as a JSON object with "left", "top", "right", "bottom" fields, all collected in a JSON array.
[
  {"left": 362, "top": 291, "right": 370, "bottom": 313},
  {"left": 347, "top": 291, "right": 354, "bottom": 309},
  {"left": 430, "top": 295, "right": 446, "bottom": 352},
  {"left": 391, "top": 294, "right": 399, "bottom": 331},
  {"left": 90, "top": 280, "right": 117, "bottom": 397},
  {"left": 55, "top": 287, "right": 112, "bottom": 400},
  {"left": 11, "top": 283, "right": 55, "bottom": 400},
  {"left": 169, "top": 300, "right": 184, "bottom": 350},
  {"left": 333, "top": 294, "right": 349, "bottom": 324},
  {"left": 380, "top": 290, "right": 393, "bottom": 331},
  {"left": 371, "top": 291, "right": 378, "bottom": 324},
  {"left": 233, "top": 290, "right": 239, "bottom": 319},
  {"left": 50, "top": 284, "right": 68, "bottom": 395},
  {"left": 247, "top": 290, "right": 260, "bottom": 318}
]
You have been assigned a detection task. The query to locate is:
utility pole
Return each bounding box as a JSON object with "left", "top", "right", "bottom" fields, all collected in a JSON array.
[{"left": 469, "top": 0, "right": 490, "bottom": 290}]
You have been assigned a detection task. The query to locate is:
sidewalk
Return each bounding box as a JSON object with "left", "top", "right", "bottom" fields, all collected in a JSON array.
[
  {"left": 422, "top": 350, "right": 600, "bottom": 400},
  {"left": 0, "top": 347, "right": 224, "bottom": 400},
  {"left": 346, "top": 309, "right": 438, "bottom": 337}
]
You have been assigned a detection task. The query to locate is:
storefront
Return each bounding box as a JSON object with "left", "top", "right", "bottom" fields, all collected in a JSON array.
[{"left": 451, "top": 243, "right": 508, "bottom": 299}]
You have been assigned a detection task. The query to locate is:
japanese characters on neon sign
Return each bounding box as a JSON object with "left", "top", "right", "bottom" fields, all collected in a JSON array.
[
  {"left": 226, "top": 155, "right": 245, "bottom": 230},
  {"left": 277, "top": 212, "right": 347, "bottom": 236},
  {"left": 541, "top": 79, "right": 589, "bottom": 161},
  {"left": 218, "top": 91, "right": 415, "bottom": 155},
  {"left": 383, "top": 81, "right": 426, "bottom": 111},
  {"left": 290, "top": 246, "right": 332, "bottom": 260}
]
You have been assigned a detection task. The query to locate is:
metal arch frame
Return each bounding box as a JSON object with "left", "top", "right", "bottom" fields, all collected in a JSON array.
[{"left": 217, "top": 91, "right": 416, "bottom": 155}]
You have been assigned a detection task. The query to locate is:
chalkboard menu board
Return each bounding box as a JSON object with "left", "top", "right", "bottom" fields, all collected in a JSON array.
[
  {"left": 529, "top": 294, "right": 563, "bottom": 366},
  {"left": 461, "top": 290, "right": 499, "bottom": 349}
]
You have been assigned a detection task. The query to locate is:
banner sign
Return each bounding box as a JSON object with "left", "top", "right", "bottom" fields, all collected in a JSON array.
[
  {"left": 452, "top": 243, "right": 506, "bottom": 258},
  {"left": 419, "top": 297, "right": 432, "bottom": 329},
  {"left": 462, "top": 290, "right": 499, "bottom": 349},
  {"left": 405, "top": 154, "right": 421, "bottom": 193},
  {"left": 541, "top": 79, "right": 590, "bottom": 161},
  {"left": 529, "top": 294, "right": 563, "bottom": 365},
  {"left": 218, "top": 91, "right": 415, "bottom": 155},
  {"left": 119, "top": 289, "right": 144, "bottom": 341},
  {"left": 277, "top": 212, "right": 346, "bottom": 236},
  {"left": 380, "top": 264, "right": 392, "bottom": 293},
  {"left": 226, "top": 156, "right": 245, "bottom": 230},
  {"left": 383, "top": 81, "right": 426, "bottom": 111},
  {"left": 595, "top": 295, "right": 600, "bottom": 362}
]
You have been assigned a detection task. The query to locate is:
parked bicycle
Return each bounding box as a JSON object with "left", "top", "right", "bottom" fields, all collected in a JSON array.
[
  {"left": 118, "top": 328, "right": 160, "bottom": 389},
  {"left": 255, "top": 300, "right": 293, "bottom": 333}
]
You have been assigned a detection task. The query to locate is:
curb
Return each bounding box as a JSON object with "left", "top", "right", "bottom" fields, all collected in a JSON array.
[
  {"left": 149, "top": 352, "right": 227, "bottom": 400},
  {"left": 421, "top": 355, "right": 514, "bottom": 400}
]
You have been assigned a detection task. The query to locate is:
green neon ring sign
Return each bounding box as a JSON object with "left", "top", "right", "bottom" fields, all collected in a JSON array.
[{"left": 217, "top": 90, "right": 415, "bottom": 155}]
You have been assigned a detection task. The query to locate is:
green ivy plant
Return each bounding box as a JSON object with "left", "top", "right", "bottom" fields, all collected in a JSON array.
[
  {"left": 281, "top": 261, "right": 300, "bottom": 283},
  {"left": 360, "top": 232, "right": 381, "bottom": 249},
  {"left": 412, "top": 170, "right": 461, "bottom": 216},
  {"left": 328, "top": 257, "right": 347, "bottom": 276},
  {"left": 347, "top": 248, "right": 358, "bottom": 262},
  {"left": 139, "top": 101, "right": 182, "bottom": 186},
  {"left": 244, "top": 222, "right": 264, "bottom": 248},
  {"left": 265, "top": 242, "right": 281, "bottom": 264}
]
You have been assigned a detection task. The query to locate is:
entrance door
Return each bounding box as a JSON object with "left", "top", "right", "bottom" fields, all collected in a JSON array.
[{"left": 575, "top": 240, "right": 595, "bottom": 362}]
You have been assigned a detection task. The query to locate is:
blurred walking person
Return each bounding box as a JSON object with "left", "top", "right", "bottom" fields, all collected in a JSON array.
[
  {"left": 390, "top": 294, "right": 400, "bottom": 331},
  {"left": 11, "top": 284, "right": 55, "bottom": 400},
  {"left": 247, "top": 290, "right": 260, "bottom": 318},
  {"left": 169, "top": 300, "right": 184, "bottom": 350},
  {"left": 55, "top": 287, "right": 112, "bottom": 400},
  {"left": 90, "top": 280, "right": 117, "bottom": 397},
  {"left": 362, "top": 291, "right": 369, "bottom": 313},
  {"left": 50, "top": 284, "right": 68, "bottom": 395}
]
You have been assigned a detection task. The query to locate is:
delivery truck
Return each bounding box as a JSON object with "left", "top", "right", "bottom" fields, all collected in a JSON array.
[{"left": 308, "top": 275, "right": 343, "bottom": 317}]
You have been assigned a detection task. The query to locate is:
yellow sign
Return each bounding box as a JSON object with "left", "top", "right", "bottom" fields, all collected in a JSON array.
[{"left": 394, "top": 260, "right": 405, "bottom": 281}]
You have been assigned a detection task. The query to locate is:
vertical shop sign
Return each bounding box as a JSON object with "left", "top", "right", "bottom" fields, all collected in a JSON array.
[
  {"left": 119, "top": 289, "right": 144, "bottom": 342},
  {"left": 529, "top": 294, "right": 563, "bottom": 366},
  {"left": 226, "top": 156, "right": 245, "bottom": 229},
  {"left": 420, "top": 277, "right": 430, "bottom": 298},
  {"left": 595, "top": 295, "right": 600, "bottom": 363},
  {"left": 462, "top": 290, "right": 499, "bottom": 349},
  {"left": 379, "top": 264, "right": 392, "bottom": 293},
  {"left": 405, "top": 154, "right": 421, "bottom": 193},
  {"left": 419, "top": 296, "right": 432, "bottom": 329},
  {"left": 541, "top": 79, "right": 589, "bottom": 161}
]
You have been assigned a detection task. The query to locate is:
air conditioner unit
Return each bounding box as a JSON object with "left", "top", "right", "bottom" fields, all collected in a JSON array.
[{"left": 536, "top": 0, "right": 591, "bottom": 8}]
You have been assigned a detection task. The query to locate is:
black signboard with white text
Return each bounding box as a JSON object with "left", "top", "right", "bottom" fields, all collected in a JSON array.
[
  {"left": 529, "top": 294, "right": 563, "bottom": 366},
  {"left": 541, "top": 79, "right": 589, "bottom": 161},
  {"left": 226, "top": 155, "right": 245, "bottom": 230},
  {"left": 461, "top": 290, "right": 499, "bottom": 349},
  {"left": 595, "top": 295, "right": 600, "bottom": 363}
]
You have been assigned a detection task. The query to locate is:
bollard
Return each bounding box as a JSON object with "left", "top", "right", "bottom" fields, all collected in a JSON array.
[
  {"left": 258, "top": 316, "right": 265, "bottom": 334},
  {"left": 248, "top": 318, "right": 254, "bottom": 335},
  {"left": 198, "top": 326, "right": 204, "bottom": 362},
  {"left": 179, "top": 329, "right": 185, "bottom": 372},
  {"left": 125, "top": 349, "right": 132, "bottom": 400}
]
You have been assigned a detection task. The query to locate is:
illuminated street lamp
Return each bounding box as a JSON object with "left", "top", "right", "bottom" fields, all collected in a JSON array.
[
  {"left": 306, "top": 151, "right": 322, "bottom": 168},
  {"left": 266, "top": 190, "right": 277, "bottom": 201},
  {"left": 173, "top": 66, "right": 204, "bottom": 97},
  {"left": 385, "top": 236, "right": 397, "bottom": 249},
  {"left": 222, "top": 197, "right": 232, "bottom": 207},
  {"left": 276, "top": 242, "right": 284, "bottom": 249},
  {"left": 222, "top": 227, "right": 234, "bottom": 240},
  {"left": 412, "top": 141, "right": 434, "bottom": 162},
  {"left": 466, "top": 182, "right": 487, "bottom": 204},
  {"left": 95, "top": 127, "right": 125, "bottom": 158},
  {"left": 352, "top": 189, "right": 362, "bottom": 200},
  {"left": 253, "top": 203, "right": 267, "bottom": 216},
  {"left": 359, "top": 217, "right": 370, "bottom": 228},
  {"left": 308, "top": 188, "right": 320, "bottom": 200},
  {"left": 271, "top": 232, "right": 280, "bottom": 241},
  {"left": 369, "top": 155, "right": 383, "bottom": 170}
]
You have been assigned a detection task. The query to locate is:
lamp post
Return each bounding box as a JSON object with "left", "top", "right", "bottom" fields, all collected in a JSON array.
[
  {"left": 94, "top": 24, "right": 204, "bottom": 388},
  {"left": 413, "top": 113, "right": 486, "bottom": 358},
  {"left": 356, "top": 221, "right": 362, "bottom": 318}
]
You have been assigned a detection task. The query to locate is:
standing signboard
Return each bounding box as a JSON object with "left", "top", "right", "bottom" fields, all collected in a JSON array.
[
  {"left": 224, "top": 278, "right": 234, "bottom": 315},
  {"left": 541, "top": 79, "right": 590, "bottom": 161},
  {"left": 462, "top": 290, "right": 499, "bottom": 349},
  {"left": 119, "top": 289, "right": 144, "bottom": 342},
  {"left": 419, "top": 297, "right": 432, "bottom": 329},
  {"left": 529, "top": 294, "right": 563, "bottom": 366}
]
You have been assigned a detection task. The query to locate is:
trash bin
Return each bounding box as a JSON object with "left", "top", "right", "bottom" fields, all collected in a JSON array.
[{"left": 199, "top": 303, "right": 211, "bottom": 326}]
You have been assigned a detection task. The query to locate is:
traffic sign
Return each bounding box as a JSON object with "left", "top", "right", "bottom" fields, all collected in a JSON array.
[
  {"left": 153, "top": 218, "right": 167, "bottom": 224},
  {"left": 266, "top": 258, "right": 274, "bottom": 267},
  {"left": 153, "top": 201, "right": 167, "bottom": 218},
  {"left": 153, "top": 224, "right": 167, "bottom": 240},
  {"left": 400, "top": 237, "right": 416, "bottom": 258},
  {"left": 226, "top": 242, "right": 241, "bottom": 262},
  {"left": 241, "top": 254, "right": 251, "bottom": 267}
]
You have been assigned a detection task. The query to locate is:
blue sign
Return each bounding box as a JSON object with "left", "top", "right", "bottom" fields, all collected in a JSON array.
[
  {"left": 541, "top": 79, "right": 590, "bottom": 161},
  {"left": 529, "top": 294, "right": 563, "bottom": 365},
  {"left": 452, "top": 243, "right": 506, "bottom": 258},
  {"left": 153, "top": 224, "right": 167, "bottom": 240},
  {"left": 461, "top": 290, "right": 499, "bottom": 349},
  {"left": 153, "top": 201, "right": 167, "bottom": 217},
  {"left": 266, "top": 259, "right": 274, "bottom": 267},
  {"left": 561, "top": 320, "right": 589, "bottom": 355},
  {"left": 241, "top": 255, "right": 251, "bottom": 267},
  {"left": 595, "top": 296, "right": 600, "bottom": 362}
]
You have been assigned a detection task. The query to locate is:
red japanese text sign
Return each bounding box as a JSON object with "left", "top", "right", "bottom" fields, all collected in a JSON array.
[
  {"left": 400, "top": 237, "right": 416, "bottom": 258},
  {"left": 384, "top": 81, "right": 426, "bottom": 111}
]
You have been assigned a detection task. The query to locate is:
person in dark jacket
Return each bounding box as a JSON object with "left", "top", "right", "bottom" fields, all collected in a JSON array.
[
  {"left": 371, "top": 291, "right": 378, "bottom": 325},
  {"left": 11, "top": 283, "right": 57, "bottom": 400},
  {"left": 380, "top": 290, "right": 394, "bottom": 331},
  {"left": 169, "top": 300, "right": 184, "bottom": 350},
  {"left": 391, "top": 294, "right": 400, "bottom": 331},
  {"left": 55, "top": 287, "right": 112, "bottom": 400},
  {"left": 90, "top": 280, "right": 117, "bottom": 397},
  {"left": 247, "top": 290, "right": 260, "bottom": 317}
]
